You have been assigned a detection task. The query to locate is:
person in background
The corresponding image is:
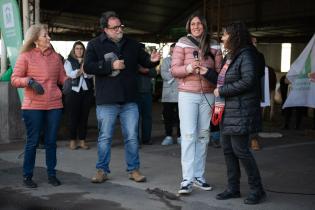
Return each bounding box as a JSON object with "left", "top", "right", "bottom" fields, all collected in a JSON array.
[
  {"left": 84, "top": 11, "right": 160, "bottom": 183},
  {"left": 171, "top": 12, "right": 223, "bottom": 194},
  {"left": 160, "top": 43, "right": 181, "bottom": 145},
  {"left": 308, "top": 73, "right": 315, "bottom": 129},
  {"left": 264, "top": 66, "right": 277, "bottom": 121},
  {"left": 213, "top": 22, "right": 265, "bottom": 205},
  {"left": 137, "top": 60, "right": 157, "bottom": 145},
  {"left": 210, "top": 122, "right": 221, "bottom": 148},
  {"left": 280, "top": 74, "right": 307, "bottom": 130},
  {"left": 64, "top": 41, "right": 94, "bottom": 150},
  {"left": 250, "top": 36, "right": 265, "bottom": 151},
  {"left": 0, "top": 62, "right": 12, "bottom": 81},
  {"left": 11, "top": 24, "right": 69, "bottom": 188}
]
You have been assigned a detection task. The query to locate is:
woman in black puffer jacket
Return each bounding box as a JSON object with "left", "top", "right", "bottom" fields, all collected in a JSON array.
[{"left": 207, "top": 22, "right": 265, "bottom": 205}]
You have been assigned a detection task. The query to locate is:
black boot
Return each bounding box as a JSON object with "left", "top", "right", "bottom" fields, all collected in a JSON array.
[
  {"left": 244, "top": 190, "right": 266, "bottom": 204},
  {"left": 216, "top": 189, "right": 241, "bottom": 200},
  {"left": 23, "top": 177, "right": 37, "bottom": 188},
  {"left": 48, "top": 176, "right": 61, "bottom": 186}
]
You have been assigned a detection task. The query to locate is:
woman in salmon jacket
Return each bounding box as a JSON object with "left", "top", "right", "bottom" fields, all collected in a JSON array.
[
  {"left": 171, "top": 13, "right": 223, "bottom": 195},
  {"left": 11, "top": 24, "right": 69, "bottom": 188}
]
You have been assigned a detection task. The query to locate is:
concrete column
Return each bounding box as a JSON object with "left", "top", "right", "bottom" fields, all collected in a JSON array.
[
  {"left": 22, "top": 0, "right": 29, "bottom": 36},
  {"left": 34, "top": 0, "right": 40, "bottom": 24},
  {"left": 1, "top": 35, "right": 7, "bottom": 76},
  {"left": 0, "top": 82, "right": 25, "bottom": 143}
]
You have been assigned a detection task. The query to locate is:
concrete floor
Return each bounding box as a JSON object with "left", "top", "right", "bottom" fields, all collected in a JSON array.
[{"left": 0, "top": 103, "right": 315, "bottom": 210}]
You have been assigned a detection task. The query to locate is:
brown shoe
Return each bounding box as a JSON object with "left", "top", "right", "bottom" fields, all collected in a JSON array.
[
  {"left": 91, "top": 169, "right": 108, "bottom": 183},
  {"left": 129, "top": 170, "right": 146, "bottom": 182},
  {"left": 251, "top": 139, "right": 260, "bottom": 151},
  {"left": 69, "top": 140, "right": 77, "bottom": 150},
  {"left": 79, "top": 140, "right": 89, "bottom": 150}
]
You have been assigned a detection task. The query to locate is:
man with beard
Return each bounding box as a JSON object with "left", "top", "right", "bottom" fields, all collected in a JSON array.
[{"left": 84, "top": 11, "right": 160, "bottom": 183}]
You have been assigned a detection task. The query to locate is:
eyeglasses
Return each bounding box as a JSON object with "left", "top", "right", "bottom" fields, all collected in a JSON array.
[{"left": 107, "top": 24, "right": 125, "bottom": 31}]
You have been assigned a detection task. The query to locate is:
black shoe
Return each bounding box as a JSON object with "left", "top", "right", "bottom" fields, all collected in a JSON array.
[
  {"left": 23, "top": 177, "right": 37, "bottom": 188},
  {"left": 244, "top": 191, "right": 266, "bottom": 205},
  {"left": 48, "top": 176, "right": 61, "bottom": 186},
  {"left": 216, "top": 189, "right": 241, "bottom": 200},
  {"left": 142, "top": 141, "right": 153, "bottom": 145}
]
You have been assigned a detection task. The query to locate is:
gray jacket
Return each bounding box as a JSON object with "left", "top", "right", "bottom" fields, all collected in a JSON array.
[{"left": 161, "top": 56, "right": 178, "bottom": 102}]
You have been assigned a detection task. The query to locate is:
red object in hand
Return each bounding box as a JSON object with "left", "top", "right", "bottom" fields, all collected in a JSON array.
[
  {"left": 309, "top": 72, "right": 315, "bottom": 82},
  {"left": 211, "top": 104, "right": 224, "bottom": 126}
]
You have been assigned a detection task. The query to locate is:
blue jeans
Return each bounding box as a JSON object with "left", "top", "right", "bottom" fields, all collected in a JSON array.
[
  {"left": 211, "top": 131, "right": 220, "bottom": 143},
  {"left": 96, "top": 103, "right": 140, "bottom": 173},
  {"left": 22, "top": 109, "right": 62, "bottom": 178},
  {"left": 178, "top": 92, "right": 214, "bottom": 184}
]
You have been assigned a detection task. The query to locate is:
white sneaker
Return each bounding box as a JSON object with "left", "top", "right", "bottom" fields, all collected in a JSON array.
[
  {"left": 161, "top": 136, "right": 173, "bottom": 145},
  {"left": 193, "top": 177, "right": 213, "bottom": 191},
  {"left": 177, "top": 137, "right": 181, "bottom": 145},
  {"left": 178, "top": 181, "right": 193, "bottom": 194}
]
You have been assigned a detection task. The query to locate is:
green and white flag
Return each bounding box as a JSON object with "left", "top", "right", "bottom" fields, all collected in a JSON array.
[
  {"left": 283, "top": 34, "right": 315, "bottom": 108},
  {"left": 0, "top": 0, "right": 23, "bottom": 100}
]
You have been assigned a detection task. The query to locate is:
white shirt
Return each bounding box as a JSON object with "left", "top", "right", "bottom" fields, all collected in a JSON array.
[{"left": 64, "top": 59, "right": 93, "bottom": 92}]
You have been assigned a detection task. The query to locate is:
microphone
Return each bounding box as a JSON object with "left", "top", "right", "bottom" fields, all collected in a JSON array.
[
  {"left": 193, "top": 50, "right": 200, "bottom": 74},
  {"left": 193, "top": 50, "right": 199, "bottom": 61}
]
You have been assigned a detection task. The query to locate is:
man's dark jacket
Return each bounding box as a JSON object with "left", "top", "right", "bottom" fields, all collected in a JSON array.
[
  {"left": 84, "top": 33, "right": 158, "bottom": 105},
  {"left": 219, "top": 46, "right": 262, "bottom": 135}
]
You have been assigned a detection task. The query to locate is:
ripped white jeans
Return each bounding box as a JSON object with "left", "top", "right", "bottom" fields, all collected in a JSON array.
[{"left": 178, "top": 91, "right": 214, "bottom": 185}]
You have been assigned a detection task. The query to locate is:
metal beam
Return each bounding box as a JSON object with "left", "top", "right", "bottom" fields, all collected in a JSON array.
[{"left": 157, "top": 0, "right": 203, "bottom": 35}]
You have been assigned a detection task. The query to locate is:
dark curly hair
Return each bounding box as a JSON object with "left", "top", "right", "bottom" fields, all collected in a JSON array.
[{"left": 223, "top": 21, "right": 252, "bottom": 58}]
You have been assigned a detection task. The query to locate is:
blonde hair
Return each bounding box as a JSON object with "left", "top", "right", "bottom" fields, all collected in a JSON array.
[{"left": 20, "top": 24, "right": 48, "bottom": 53}]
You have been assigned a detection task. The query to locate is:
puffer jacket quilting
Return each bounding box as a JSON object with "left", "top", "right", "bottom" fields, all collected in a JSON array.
[
  {"left": 171, "top": 36, "right": 222, "bottom": 93},
  {"left": 11, "top": 48, "right": 67, "bottom": 110},
  {"left": 219, "top": 46, "right": 262, "bottom": 135}
]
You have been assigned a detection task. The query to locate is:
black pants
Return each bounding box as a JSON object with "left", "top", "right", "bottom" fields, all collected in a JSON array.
[
  {"left": 162, "top": 102, "right": 180, "bottom": 137},
  {"left": 136, "top": 93, "right": 152, "bottom": 144},
  {"left": 221, "top": 134, "right": 263, "bottom": 193},
  {"left": 283, "top": 107, "right": 307, "bottom": 129},
  {"left": 65, "top": 90, "right": 93, "bottom": 140}
]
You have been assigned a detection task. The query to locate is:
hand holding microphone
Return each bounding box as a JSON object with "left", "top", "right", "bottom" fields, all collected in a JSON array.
[
  {"left": 185, "top": 50, "right": 204, "bottom": 74},
  {"left": 193, "top": 50, "right": 200, "bottom": 74},
  {"left": 193, "top": 50, "right": 209, "bottom": 75}
]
